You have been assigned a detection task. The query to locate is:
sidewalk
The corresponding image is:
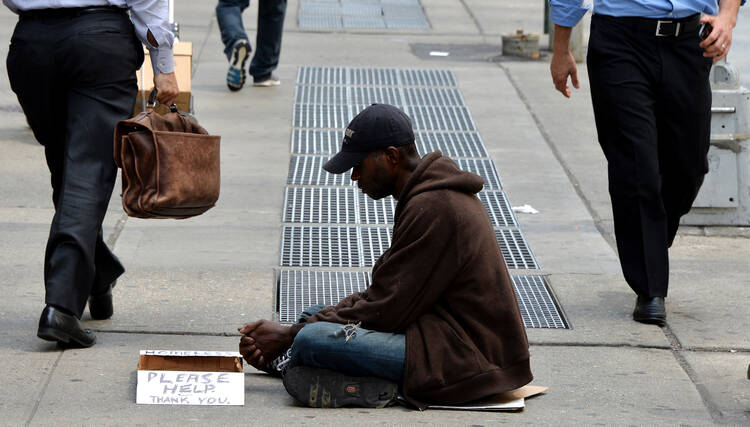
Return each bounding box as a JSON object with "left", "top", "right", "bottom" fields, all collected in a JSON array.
[{"left": 0, "top": 1, "right": 748, "bottom": 425}]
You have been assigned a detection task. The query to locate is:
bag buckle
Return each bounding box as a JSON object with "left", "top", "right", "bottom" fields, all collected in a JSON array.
[{"left": 655, "top": 20, "right": 680, "bottom": 37}]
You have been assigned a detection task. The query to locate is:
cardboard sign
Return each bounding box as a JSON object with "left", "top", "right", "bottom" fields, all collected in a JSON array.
[{"left": 136, "top": 350, "right": 244, "bottom": 406}]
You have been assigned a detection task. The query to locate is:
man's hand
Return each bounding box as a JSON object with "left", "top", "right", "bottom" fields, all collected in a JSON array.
[
  {"left": 238, "top": 319, "right": 295, "bottom": 369},
  {"left": 550, "top": 24, "right": 580, "bottom": 98},
  {"left": 699, "top": 0, "right": 741, "bottom": 62},
  {"left": 153, "top": 72, "right": 179, "bottom": 106}
]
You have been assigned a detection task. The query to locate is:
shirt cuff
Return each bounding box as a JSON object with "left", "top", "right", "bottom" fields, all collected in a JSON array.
[
  {"left": 148, "top": 47, "right": 175, "bottom": 75},
  {"left": 549, "top": 3, "right": 590, "bottom": 27}
]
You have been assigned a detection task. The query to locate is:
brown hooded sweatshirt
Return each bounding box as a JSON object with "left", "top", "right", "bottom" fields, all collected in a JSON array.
[{"left": 294, "top": 151, "right": 532, "bottom": 407}]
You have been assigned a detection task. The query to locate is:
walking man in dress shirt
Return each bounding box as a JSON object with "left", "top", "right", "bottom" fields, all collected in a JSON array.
[
  {"left": 548, "top": 0, "right": 743, "bottom": 325},
  {"left": 4, "top": 0, "right": 179, "bottom": 347}
]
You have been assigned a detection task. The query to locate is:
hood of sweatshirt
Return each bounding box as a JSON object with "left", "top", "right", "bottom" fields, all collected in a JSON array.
[{"left": 394, "top": 151, "right": 484, "bottom": 221}]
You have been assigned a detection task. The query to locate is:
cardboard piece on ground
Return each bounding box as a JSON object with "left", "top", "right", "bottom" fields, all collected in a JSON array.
[
  {"left": 426, "top": 385, "right": 548, "bottom": 411},
  {"left": 135, "top": 41, "right": 193, "bottom": 114},
  {"left": 136, "top": 350, "right": 244, "bottom": 406}
]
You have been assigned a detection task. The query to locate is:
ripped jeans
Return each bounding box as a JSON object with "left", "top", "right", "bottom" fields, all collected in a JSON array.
[{"left": 289, "top": 305, "right": 405, "bottom": 384}]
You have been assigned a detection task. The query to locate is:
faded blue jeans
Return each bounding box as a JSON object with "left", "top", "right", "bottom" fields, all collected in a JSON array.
[
  {"left": 289, "top": 305, "right": 405, "bottom": 384},
  {"left": 215, "top": 0, "right": 286, "bottom": 78}
]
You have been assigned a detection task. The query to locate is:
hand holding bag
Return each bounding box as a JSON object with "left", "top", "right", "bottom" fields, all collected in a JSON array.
[{"left": 114, "top": 90, "right": 221, "bottom": 219}]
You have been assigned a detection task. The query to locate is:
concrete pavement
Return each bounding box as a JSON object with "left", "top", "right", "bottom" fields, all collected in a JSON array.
[{"left": 1, "top": 1, "right": 748, "bottom": 425}]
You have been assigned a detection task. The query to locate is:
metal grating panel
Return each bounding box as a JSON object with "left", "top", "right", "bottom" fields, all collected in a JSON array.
[
  {"left": 405, "top": 105, "right": 476, "bottom": 131},
  {"left": 359, "top": 194, "right": 396, "bottom": 224},
  {"left": 280, "top": 226, "right": 360, "bottom": 267},
  {"left": 382, "top": 4, "right": 426, "bottom": 18},
  {"left": 360, "top": 227, "right": 392, "bottom": 266},
  {"left": 296, "top": 66, "right": 348, "bottom": 86},
  {"left": 456, "top": 158, "right": 503, "bottom": 190},
  {"left": 298, "top": 14, "right": 343, "bottom": 29},
  {"left": 343, "top": 15, "right": 386, "bottom": 29},
  {"left": 299, "top": 3, "right": 343, "bottom": 15},
  {"left": 399, "top": 69, "right": 456, "bottom": 87},
  {"left": 296, "top": 67, "right": 456, "bottom": 87},
  {"left": 283, "top": 187, "right": 357, "bottom": 223},
  {"left": 293, "top": 104, "right": 354, "bottom": 128},
  {"left": 494, "top": 228, "right": 539, "bottom": 269},
  {"left": 342, "top": 3, "right": 382, "bottom": 16},
  {"left": 349, "top": 68, "right": 400, "bottom": 86},
  {"left": 384, "top": 17, "right": 430, "bottom": 29},
  {"left": 277, "top": 271, "right": 567, "bottom": 328},
  {"left": 287, "top": 156, "right": 353, "bottom": 186},
  {"left": 295, "top": 85, "right": 348, "bottom": 105},
  {"left": 402, "top": 87, "right": 464, "bottom": 107},
  {"left": 277, "top": 270, "right": 370, "bottom": 323},
  {"left": 349, "top": 86, "right": 403, "bottom": 106},
  {"left": 291, "top": 129, "right": 344, "bottom": 154},
  {"left": 415, "top": 132, "right": 488, "bottom": 158},
  {"left": 512, "top": 275, "right": 567, "bottom": 328},
  {"left": 478, "top": 191, "right": 518, "bottom": 227}
]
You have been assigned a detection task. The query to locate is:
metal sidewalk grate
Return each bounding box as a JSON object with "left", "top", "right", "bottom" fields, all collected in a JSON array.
[
  {"left": 512, "top": 275, "right": 568, "bottom": 328},
  {"left": 284, "top": 226, "right": 539, "bottom": 268},
  {"left": 294, "top": 85, "right": 348, "bottom": 105},
  {"left": 280, "top": 226, "right": 360, "bottom": 267},
  {"left": 287, "top": 156, "right": 353, "bottom": 186},
  {"left": 402, "top": 87, "right": 464, "bottom": 107},
  {"left": 456, "top": 158, "right": 503, "bottom": 190},
  {"left": 494, "top": 228, "right": 539, "bottom": 269},
  {"left": 478, "top": 191, "right": 518, "bottom": 227},
  {"left": 295, "top": 67, "right": 456, "bottom": 87},
  {"left": 404, "top": 105, "right": 476, "bottom": 131},
  {"left": 293, "top": 104, "right": 355, "bottom": 128},
  {"left": 276, "top": 270, "right": 370, "bottom": 323},
  {"left": 415, "top": 132, "right": 488, "bottom": 158},
  {"left": 276, "top": 270, "right": 568, "bottom": 328},
  {"left": 283, "top": 187, "right": 357, "bottom": 223},
  {"left": 298, "top": 0, "right": 430, "bottom": 30},
  {"left": 291, "top": 129, "right": 344, "bottom": 154},
  {"left": 358, "top": 194, "right": 396, "bottom": 224}
]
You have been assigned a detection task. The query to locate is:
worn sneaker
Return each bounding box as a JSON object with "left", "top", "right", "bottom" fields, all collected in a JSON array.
[
  {"left": 226, "top": 40, "right": 250, "bottom": 91},
  {"left": 252, "top": 73, "right": 281, "bottom": 87},
  {"left": 282, "top": 365, "right": 398, "bottom": 408},
  {"left": 261, "top": 348, "right": 292, "bottom": 377}
]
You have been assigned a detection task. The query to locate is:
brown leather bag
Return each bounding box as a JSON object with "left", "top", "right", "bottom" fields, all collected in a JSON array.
[{"left": 114, "top": 93, "right": 220, "bottom": 219}]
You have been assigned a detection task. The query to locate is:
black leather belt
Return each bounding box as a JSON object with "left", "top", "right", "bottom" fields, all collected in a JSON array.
[
  {"left": 595, "top": 13, "right": 701, "bottom": 38},
  {"left": 19, "top": 6, "right": 126, "bottom": 19}
]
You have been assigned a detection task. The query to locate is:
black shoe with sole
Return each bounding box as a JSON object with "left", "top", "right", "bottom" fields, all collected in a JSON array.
[
  {"left": 633, "top": 296, "right": 666, "bottom": 326},
  {"left": 282, "top": 365, "right": 397, "bottom": 408},
  {"left": 37, "top": 305, "right": 96, "bottom": 348}
]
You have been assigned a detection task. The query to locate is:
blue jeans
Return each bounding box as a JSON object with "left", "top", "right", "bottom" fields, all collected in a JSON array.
[
  {"left": 289, "top": 305, "right": 406, "bottom": 384},
  {"left": 215, "top": 0, "right": 286, "bottom": 78}
]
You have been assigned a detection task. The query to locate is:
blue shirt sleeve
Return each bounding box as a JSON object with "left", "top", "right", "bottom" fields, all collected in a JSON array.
[{"left": 549, "top": 0, "right": 591, "bottom": 27}]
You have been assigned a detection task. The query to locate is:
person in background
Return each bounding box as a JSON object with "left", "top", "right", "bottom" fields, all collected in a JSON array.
[
  {"left": 216, "top": 0, "right": 286, "bottom": 91},
  {"left": 4, "top": 0, "right": 179, "bottom": 348},
  {"left": 548, "top": 0, "right": 743, "bottom": 325}
]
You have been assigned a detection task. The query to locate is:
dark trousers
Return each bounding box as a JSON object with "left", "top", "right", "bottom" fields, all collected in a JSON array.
[
  {"left": 216, "top": 0, "right": 287, "bottom": 78},
  {"left": 6, "top": 9, "right": 143, "bottom": 317},
  {"left": 587, "top": 14, "right": 713, "bottom": 297}
]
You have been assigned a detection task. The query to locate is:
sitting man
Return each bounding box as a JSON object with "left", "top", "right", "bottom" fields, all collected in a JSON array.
[{"left": 239, "top": 104, "right": 533, "bottom": 409}]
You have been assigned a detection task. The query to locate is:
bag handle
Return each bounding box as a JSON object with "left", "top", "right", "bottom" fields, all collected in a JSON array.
[{"left": 147, "top": 88, "right": 178, "bottom": 113}]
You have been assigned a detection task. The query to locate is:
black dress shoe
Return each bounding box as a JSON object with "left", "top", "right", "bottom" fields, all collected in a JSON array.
[
  {"left": 88, "top": 281, "right": 115, "bottom": 320},
  {"left": 37, "top": 305, "right": 96, "bottom": 348},
  {"left": 633, "top": 296, "right": 666, "bottom": 326}
]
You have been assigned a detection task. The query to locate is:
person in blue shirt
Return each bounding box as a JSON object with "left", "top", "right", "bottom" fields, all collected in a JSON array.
[{"left": 548, "top": 0, "right": 743, "bottom": 326}]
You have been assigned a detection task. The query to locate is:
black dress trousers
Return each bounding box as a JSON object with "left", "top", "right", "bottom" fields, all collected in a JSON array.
[
  {"left": 6, "top": 9, "right": 144, "bottom": 316},
  {"left": 586, "top": 14, "right": 713, "bottom": 298}
]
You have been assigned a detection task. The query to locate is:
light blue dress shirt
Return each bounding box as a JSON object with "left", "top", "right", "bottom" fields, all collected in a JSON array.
[
  {"left": 3, "top": 0, "right": 174, "bottom": 74},
  {"left": 550, "top": 0, "right": 743, "bottom": 27}
]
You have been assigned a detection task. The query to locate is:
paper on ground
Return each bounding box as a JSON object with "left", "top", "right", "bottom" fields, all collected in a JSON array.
[{"left": 512, "top": 204, "right": 540, "bottom": 214}]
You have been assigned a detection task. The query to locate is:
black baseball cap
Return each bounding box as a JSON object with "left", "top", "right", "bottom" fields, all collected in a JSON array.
[{"left": 323, "top": 104, "right": 414, "bottom": 174}]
